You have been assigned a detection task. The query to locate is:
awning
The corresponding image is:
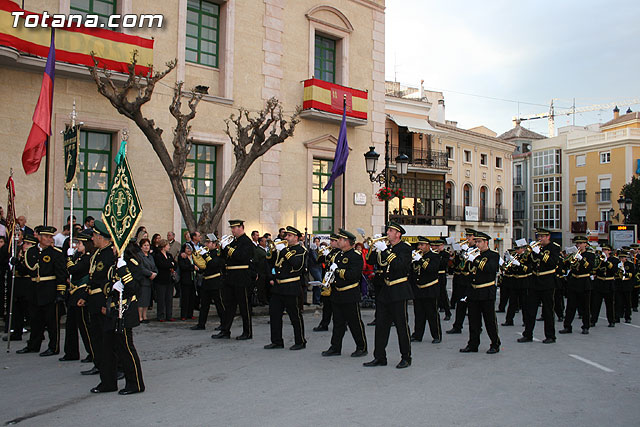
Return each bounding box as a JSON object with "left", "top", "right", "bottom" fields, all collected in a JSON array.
[{"left": 387, "top": 114, "right": 445, "bottom": 134}]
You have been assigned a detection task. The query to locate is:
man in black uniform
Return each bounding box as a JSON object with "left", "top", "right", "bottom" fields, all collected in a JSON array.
[
  {"left": 434, "top": 239, "right": 452, "bottom": 321},
  {"left": 213, "top": 220, "right": 254, "bottom": 340},
  {"left": 559, "top": 236, "right": 595, "bottom": 335},
  {"left": 5, "top": 235, "right": 37, "bottom": 342},
  {"left": 264, "top": 226, "right": 307, "bottom": 350},
  {"left": 520, "top": 228, "right": 560, "bottom": 344},
  {"left": 615, "top": 250, "right": 634, "bottom": 323},
  {"left": 503, "top": 242, "right": 532, "bottom": 327},
  {"left": 191, "top": 234, "right": 226, "bottom": 331},
  {"left": 313, "top": 234, "right": 340, "bottom": 331},
  {"left": 364, "top": 222, "right": 412, "bottom": 369},
  {"left": 591, "top": 244, "right": 617, "bottom": 327},
  {"left": 460, "top": 231, "right": 501, "bottom": 354},
  {"left": 410, "top": 237, "right": 441, "bottom": 343},
  {"left": 322, "top": 229, "right": 367, "bottom": 358},
  {"left": 447, "top": 230, "right": 476, "bottom": 334},
  {"left": 16, "top": 226, "right": 67, "bottom": 356}
]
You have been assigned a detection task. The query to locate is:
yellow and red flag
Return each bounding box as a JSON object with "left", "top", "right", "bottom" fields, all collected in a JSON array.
[{"left": 303, "top": 78, "right": 368, "bottom": 120}]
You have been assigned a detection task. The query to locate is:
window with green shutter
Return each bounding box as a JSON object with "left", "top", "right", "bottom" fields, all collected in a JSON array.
[
  {"left": 314, "top": 34, "right": 336, "bottom": 83},
  {"left": 183, "top": 144, "right": 217, "bottom": 227},
  {"left": 70, "top": 0, "right": 117, "bottom": 26},
  {"left": 312, "top": 159, "right": 335, "bottom": 234},
  {"left": 64, "top": 130, "right": 112, "bottom": 223},
  {"left": 186, "top": 0, "right": 220, "bottom": 68}
]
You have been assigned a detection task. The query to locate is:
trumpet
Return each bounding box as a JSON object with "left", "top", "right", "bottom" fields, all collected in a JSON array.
[
  {"left": 268, "top": 239, "right": 289, "bottom": 253},
  {"left": 365, "top": 235, "right": 389, "bottom": 249},
  {"left": 319, "top": 245, "right": 331, "bottom": 257},
  {"left": 462, "top": 247, "right": 480, "bottom": 261},
  {"left": 219, "top": 234, "right": 234, "bottom": 247},
  {"left": 526, "top": 241, "right": 543, "bottom": 252},
  {"left": 412, "top": 249, "right": 424, "bottom": 260}
]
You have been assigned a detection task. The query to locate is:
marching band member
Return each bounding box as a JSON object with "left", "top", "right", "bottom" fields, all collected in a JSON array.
[
  {"left": 264, "top": 226, "right": 307, "bottom": 350},
  {"left": 192, "top": 234, "right": 226, "bottom": 332},
  {"left": 591, "top": 244, "right": 617, "bottom": 327},
  {"left": 614, "top": 250, "right": 634, "bottom": 324},
  {"left": 503, "top": 242, "right": 532, "bottom": 328},
  {"left": 364, "top": 222, "right": 412, "bottom": 369},
  {"left": 5, "top": 235, "right": 38, "bottom": 342},
  {"left": 447, "top": 230, "right": 476, "bottom": 334},
  {"left": 433, "top": 239, "right": 452, "bottom": 321},
  {"left": 313, "top": 234, "right": 340, "bottom": 331},
  {"left": 322, "top": 229, "right": 367, "bottom": 358},
  {"left": 365, "top": 233, "right": 385, "bottom": 327},
  {"left": 410, "top": 237, "right": 442, "bottom": 343},
  {"left": 559, "top": 236, "right": 595, "bottom": 335},
  {"left": 459, "top": 232, "right": 501, "bottom": 354}
]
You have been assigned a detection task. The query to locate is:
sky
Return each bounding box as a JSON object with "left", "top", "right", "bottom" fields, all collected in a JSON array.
[{"left": 385, "top": 0, "right": 640, "bottom": 137}]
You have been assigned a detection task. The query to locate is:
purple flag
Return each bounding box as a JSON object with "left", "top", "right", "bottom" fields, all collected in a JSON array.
[{"left": 323, "top": 100, "right": 349, "bottom": 191}]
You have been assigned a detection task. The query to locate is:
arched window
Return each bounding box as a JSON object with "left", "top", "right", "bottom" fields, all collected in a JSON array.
[
  {"left": 445, "top": 181, "right": 454, "bottom": 217},
  {"left": 463, "top": 183, "right": 472, "bottom": 207},
  {"left": 480, "top": 186, "right": 487, "bottom": 221}
]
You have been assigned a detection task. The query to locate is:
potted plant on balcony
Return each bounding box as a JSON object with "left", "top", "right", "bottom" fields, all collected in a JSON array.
[{"left": 376, "top": 187, "right": 395, "bottom": 202}]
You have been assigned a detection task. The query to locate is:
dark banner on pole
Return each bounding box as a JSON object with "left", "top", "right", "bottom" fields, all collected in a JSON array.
[
  {"left": 102, "top": 155, "right": 142, "bottom": 256},
  {"left": 63, "top": 125, "right": 79, "bottom": 191},
  {"left": 5, "top": 175, "right": 16, "bottom": 252}
]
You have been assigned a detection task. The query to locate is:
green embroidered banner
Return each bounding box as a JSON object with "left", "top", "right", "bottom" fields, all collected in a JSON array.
[{"left": 63, "top": 125, "right": 79, "bottom": 191}]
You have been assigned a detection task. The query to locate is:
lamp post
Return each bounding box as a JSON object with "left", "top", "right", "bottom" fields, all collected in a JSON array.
[{"left": 614, "top": 196, "right": 634, "bottom": 224}]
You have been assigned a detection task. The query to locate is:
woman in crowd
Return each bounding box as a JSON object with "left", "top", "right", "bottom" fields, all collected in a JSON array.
[
  {"left": 151, "top": 234, "right": 162, "bottom": 253},
  {"left": 136, "top": 230, "right": 148, "bottom": 245},
  {"left": 178, "top": 244, "right": 198, "bottom": 320},
  {"left": 136, "top": 238, "right": 157, "bottom": 323},
  {"left": 153, "top": 239, "right": 176, "bottom": 322}
]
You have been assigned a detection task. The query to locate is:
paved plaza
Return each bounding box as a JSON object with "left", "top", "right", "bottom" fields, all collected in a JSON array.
[{"left": 2, "top": 303, "right": 640, "bottom": 426}]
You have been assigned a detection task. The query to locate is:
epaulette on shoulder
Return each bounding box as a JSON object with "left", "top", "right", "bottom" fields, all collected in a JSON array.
[
  {"left": 354, "top": 249, "right": 362, "bottom": 255},
  {"left": 553, "top": 242, "right": 561, "bottom": 248},
  {"left": 129, "top": 258, "right": 139, "bottom": 266},
  {"left": 53, "top": 246, "right": 62, "bottom": 253},
  {"left": 403, "top": 241, "right": 412, "bottom": 247}
]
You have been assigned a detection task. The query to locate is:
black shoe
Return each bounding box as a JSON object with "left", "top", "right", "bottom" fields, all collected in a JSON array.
[
  {"left": 443, "top": 315, "right": 451, "bottom": 321},
  {"left": 118, "top": 388, "right": 144, "bottom": 395},
  {"left": 367, "top": 320, "right": 376, "bottom": 326},
  {"left": 363, "top": 358, "right": 387, "bottom": 367},
  {"left": 81, "top": 367, "right": 100, "bottom": 375},
  {"left": 517, "top": 336, "right": 532, "bottom": 343},
  {"left": 431, "top": 338, "right": 441, "bottom": 344},
  {"left": 211, "top": 332, "right": 230, "bottom": 339},
  {"left": 542, "top": 338, "right": 556, "bottom": 344},
  {"left": 59, "top": 356, "right": 79, "bottom": 361},
  {"left": 290, "top": 343, "right": 306, "bottom": 351},
  {"left": 486, "top": 347, "right": 500, "bottom": 354},
  {"left": 446, "top": 328, "right": 462, "bottom": 334},
  {"left": 117, "top": 371, "right": 125, "bottom": 380},
  {"left": 633, "top": 308, "right": 638, "bottom": 312},
  {"left": 608, "top": 323, "right": 615, "bottom": 327},
  {"left": 351, "top": 348, "right": 368, "bottom": 357},
  {"left": 16, "top": 347, "right": 37, "bottom": 354},
  {"left": 459, "top": 346, "right": 478, "bottom": 353},
  {"left": 501, "top": 321, "right": 514, "bottom": 326},
  {"left": 313, "top": 325, "right": 328, "bottom": 332},
  {"left": 39, "top": 349, "right": 59, "bottom": 357},
  {"left": 590, "top": 322, "right": 596, "bottom": 327},
  {"left": 81, "top": 356, "right": 93, "bottom": 363},
  {"left": 91, "top": 385, "right": 117, "bottom": 393},
  {"left": 410, "top": 336, "right": 421, "bottom": 342},
  {"left": 214, "top": 325, "right": 222, "bottom": 331},
  {"left": 2, "top": 335, "right": 21, "bottom": 341},
  {"left": 625, "top": 319, "right": 631, "bottom": 323},
  {"left": 559, "top": 328, "right": 572, "bottom": 334},
  {"left": 190, "top": 325, "right": 205, "bottom": 330},
  {"left": 321, "top": 348, "right": 341, "bottom": 357},
  {"left": 581, "top": 328, "right": 589, "bottom": 334},
  {"left": 396, "top": 359, "right": 411, "bottom": 369},
  {"left": 264, "top": 343, "right": 284, "bottom": 349},
  {"left": 236, "top": 334, "right": 252, "bottom": 341}
]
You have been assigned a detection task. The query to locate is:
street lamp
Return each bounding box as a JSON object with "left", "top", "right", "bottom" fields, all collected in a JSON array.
[
  {"left": 395, "top": 153, "right": 409, "bottom": 176},
  {"left": 364, "top": 146, "right": 381, "bottom": 183},
  {"left": 365, "top": 132, "right": 391, "bottom": 224},
  {"left": 615, "top": 196, "right": 633, "bottom": 223}
]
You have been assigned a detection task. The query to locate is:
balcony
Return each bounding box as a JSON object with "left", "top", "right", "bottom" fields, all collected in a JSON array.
[
  {"left": 572, "top": 191, "right": 587, "bottom": 205},
  {"left": 571, "top": 221, "right": 588, "bottom": 233},
  {"left": 389, "top": 214, "right": 445, "bottom": 225},
  {"left": 596, "top": 189, "right": 611, "bottom": 204},
  {"left": 301, "top": 78, "right": 368, "bottom": 126},
  {"left": 444, "top": 205, "right": 509, "bottom": 223},
  {"left": 390, "top": 146, "right": 449, "bottom": 171}
]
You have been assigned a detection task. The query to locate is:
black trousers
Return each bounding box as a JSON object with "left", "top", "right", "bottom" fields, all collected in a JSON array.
[
  {"left": 374, "top": 299, "right": 410, "bottom": 361},
  {"left": 221, "top": 286, "right": 252, "bottom": 337},
  {"left": 450, "top": 276, "right": 464, "bottom": 309},
  {"left": 564, "top": 289, "right": 590, "bottom": 330},
  {"left": 591, "top": 289, "right": 615, "bottom": 325},
  {"left": 412, "top": 297, "right": 441, "bottom": 341},
  {"left": 180, "top": 283, "right": 196, "bottom": 319},
  {"left": 318, "top": 295, "right": 332, "bottom": 327},
  {"left": 452, "top": 300, "right": 468, "bottom": 331},
  {"left": 255, "top": 275, "right": 268, "bottom": 305},
  {"left": 554, "top": 287, "right": 565, "bottom": 319},
  {"left": 615, "top": 289, "right": 632, "bottom": 322},
  {"left": 632, "top": 287, "right": 639, "bottom": 309},
  {"left": 467, "top": 299, "right": 500, "bottom": 350},
  {"left": 99, "top": 328, "right": 145, "bottom": 392},
  {"left": 438, "top": 275, "right": 451, "bottom": 316},
  {"left": 27, "top": 302, "right": 60, "bottom": 352},
  {"left": 498, "top": 286, "right": 510, "bottom": 312},
  {"left": 88, "top": 312, "right": 105, "bottom": 371},
  {"left": 330, "top": 301, "right": 367, "bottom": 352},
  {"left": 155, "top": 282, "right": 173, "bottom": 321},
  {"left": 269, "top": 293, "right": 305, "bottom": 345},
  {"left": 524, "top": 289, "right": 556, "bottom": 340},
  {"left": 506, "top": 288, "right": 528, "bottom": 325},
  {"left": 63, "top": 305, "right": 94, "bottom": 360},
  {"left": 7, "top": 293, "right": 29, "bottom": 338},
  {"left": 197, "top": 287, "right": 225, "bottom": 328}
]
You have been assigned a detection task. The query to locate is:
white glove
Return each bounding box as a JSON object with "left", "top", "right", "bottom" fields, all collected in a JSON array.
[
  {"left": 499, "top": 257, "right": 504, "bottom": 266},
  {"left": 275, "top": 241, "right": 286, "bottom": 252},
  {"left": 374, "top": 241, "right": 388, "bottom": 252},
  {"left": 532, "top": 246, "right": 540, "bottom": 254},
  {"left": 511, "top": 259, "right": 520, "bottom": 267},
  {"left": 467, "top": 253, "right": 478, "bottom": 263},
  {"left": 221, "top": 236, "right": 232, "bottom": 249},
  {"left": 602, "top": 255, "right": 608, "bottom": 262},
  {"left": 67, "top": 248, "right": 75, "bottom": 257},
  {"left": 310, "top": 243, "right": 317, "bottom": 250},
  {"left": 618, "top": 262, "right": 624, "bottom": 269},
  {"left": 117, "top": 256, "right": 127, "bottom": 269},
  {"left": 113, "top": 280, "right": 124, "bottom": 293},
  {"left": 574, "top": 253, "right": 582, "bottom": 261},
  {"left": 197, "top": 247, "right": 208, "bottom": 256},
  {"left": 461, "top": 244, "right": 469, "bottom": 251},
  {"left": 373, "top": 234, "right": 382, "bottom": 239},
  {"left": 412, "top": 252, "right": 422, "bottom": 262},
  {"left": 329, "top": 263, "right": 338, "bottom": 273}
]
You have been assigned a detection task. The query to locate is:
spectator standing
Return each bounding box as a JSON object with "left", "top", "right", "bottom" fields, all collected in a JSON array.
[
  {"left": 167, "top": 232, "right": 181, "bottom": 259},
  {"left": 151, "top": 234, "right": 162, "bottom": 253},
  {"left": 83, "top": 215, "right": 95, "bottom": 231},
  {"left": 16, "top": 216, "right": 33, "bottom": 236},
  {"left": 135, "top": 238, "right": 157, "bottom": 323},
  {"left": 178, "top": 244, "right": 197, "bottom": 320},
  {"left": 308, "top": 237, "right": 323, "bottom": 305},
  {"left": 153, "top": 239, "right": 176, "bottom": 322},
  {"left": 253, "top": 236, "right": 269, "bottom": 306},
  {"left": 251, "top": 230, "right": 260, "bottom": 246}
]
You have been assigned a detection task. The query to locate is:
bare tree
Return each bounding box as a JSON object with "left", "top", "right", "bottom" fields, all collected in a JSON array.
[{"left": 88, "top": 52, "right": 299, "bottom": 232}]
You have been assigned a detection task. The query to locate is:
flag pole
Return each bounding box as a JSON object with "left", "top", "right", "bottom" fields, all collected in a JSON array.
[
  {"left": 43, "top": 136, "right": 50, "bottom": 224},
  {"left": 6, "top": 170, "right": 17, "bottom": 352},
  {"left": 342, "top": 95, "right": 347, "bottom": 229}
]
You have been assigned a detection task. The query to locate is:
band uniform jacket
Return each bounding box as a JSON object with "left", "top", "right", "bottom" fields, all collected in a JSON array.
[
  {"left": 331, "top": 248, "right": 364, "bottom": 304},
  {"left": 273, "top": 243, "right": 307, "bottom": 296},
  {"left": 594, "top": 255, "right": 618, "bottom": 293},
  {"left": 450, "top": 251, "right": 472, "bottom": 299},
  {"left": 531, "top": 242, "right": 561, "bottom": 290},
  {"left": 378, "top": 241, "right": 413, "bottom": 303},
  {"left": 412, "top": 249, "right": 440, "bottom": 299},
  {"left": 223, "top": 234, "right": 254, "bottom": 287},
  {"left": 23, "top": 245, "right": 67, "bottom": 306},
  {"left": 14, "top": 252, "right": 36, "bottom": 302},
  {"left": 506, "top": 252, "right": 532, "bottom": 290},
  {"left": 566, "top": 251, "right": 596, "bottom": 292},
  {"left": 202, "top": 249, "right": 226, "bottom": 291},
  {"left": 67, "top": 251, "right": 91, "bottom": 306},
  {"left": 104, "top": 263, "right": 139, "bottom": 330},
  {"left": 87, "top": 243, "right": 116, "bottom": 314},
  {"left": 468, "top": 249, "right": 499, "bottom": 301},
  {"left": 617, "top": 260, "right": 635, "bottom": 292},
  {"left": 319, "top": 247, "right": 341, "bottom": 297}
]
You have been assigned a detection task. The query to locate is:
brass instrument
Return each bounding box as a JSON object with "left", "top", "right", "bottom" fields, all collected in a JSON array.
[
  {"left": 321, "top": 265, "right": 336, "bottom": 288},
  {"left": 365, "top": 235, "right": 389, "bottom": 249},
  {"left": 268, "top": 239, "right": 289, "bottom": 253},
  {"left": 319, "top": 245, "right": 331, "bottom": 257},
  {"left": 412, "top": 249, "right": 424, "bottom": 260},
  {"left": 192, "top": 248, "right": 208, "bottom": 270},
  {"left": 526, "top": 241, "right": 543, "bottom": 253},
  {"left": 219, "top": 234, "right": 234, "bottom": 248},
  {"left": 462, "top": 247, "right": 480, "bottom": 261}
]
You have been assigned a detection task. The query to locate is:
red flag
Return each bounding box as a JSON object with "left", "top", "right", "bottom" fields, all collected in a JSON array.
[{"left": 22, "top": 29, "right": 55, "bottom": 175}]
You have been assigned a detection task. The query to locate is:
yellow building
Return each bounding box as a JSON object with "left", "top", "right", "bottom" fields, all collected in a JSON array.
[{"left": 0, "top": 0, "right": 386, "bottom": 237}]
